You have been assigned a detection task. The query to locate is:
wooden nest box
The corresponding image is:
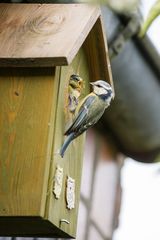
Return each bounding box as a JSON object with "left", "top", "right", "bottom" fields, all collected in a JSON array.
[{"left": 0, "top": 3, "right": 113, "bottom": 238}]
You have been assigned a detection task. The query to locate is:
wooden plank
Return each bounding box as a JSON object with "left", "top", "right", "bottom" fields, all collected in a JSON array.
[
  {"left": 0, "top": 67, "right": 58, "bottom": 217},
  {"left": 45, "top": 47, "right": 90, "bottom": 238},
  {"left": 0, "top": 4, "right": 100, "bottom": 67},
  {"left": 84, "top": 16, "right": 114, "bottom": 95},
  {"left": 0, "top": 217, "right": 70, "bottom": 237}
]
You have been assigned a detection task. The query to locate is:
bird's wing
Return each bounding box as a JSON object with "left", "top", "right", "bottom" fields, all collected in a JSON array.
[{"left": 65, "top": 95, "right": 96, "bottom": 135}]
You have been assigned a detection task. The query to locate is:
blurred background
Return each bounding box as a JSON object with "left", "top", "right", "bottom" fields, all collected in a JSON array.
[{"left": 0, "top": 0, "right": 160, "bottom": 240}]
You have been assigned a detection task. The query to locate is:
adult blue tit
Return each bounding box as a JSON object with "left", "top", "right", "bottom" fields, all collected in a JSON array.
[
  {"left": 68, "top": 74, "right": 83, "bottom": 113},
  {"left": 60, "top": 80, "right": 113, "bottom": 158}
]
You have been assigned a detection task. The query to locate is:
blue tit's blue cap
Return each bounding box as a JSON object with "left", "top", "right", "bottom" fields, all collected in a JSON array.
[{"left": 90, "top": 80, "right": 112, "bottom": 90}]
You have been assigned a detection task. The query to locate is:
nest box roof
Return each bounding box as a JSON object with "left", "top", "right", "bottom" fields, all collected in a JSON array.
[{"left": 0, "top": 3, "right": 113, "bottom": 90}]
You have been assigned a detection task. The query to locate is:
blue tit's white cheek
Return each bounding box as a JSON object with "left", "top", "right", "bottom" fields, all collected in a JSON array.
[
  {"left": 93, "top": 85, "right": 100, "bottom": 94},
  {"left": 93, "top": 85, "right": 108, "bottom": 95},
  {"left": 99, "top": 88, "right": 108, "bottom": 95}
]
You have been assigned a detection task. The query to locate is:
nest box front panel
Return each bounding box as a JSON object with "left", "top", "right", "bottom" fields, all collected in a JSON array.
[{"left": 45, "top": 48, "right": 90, "bottom": 238}]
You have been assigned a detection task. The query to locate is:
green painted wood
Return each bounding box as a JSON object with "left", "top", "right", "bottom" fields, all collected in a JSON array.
[
  {"left": 0, "top": 47, "right": 90, "bottom": 238},
  {"left": 0, "top": 67, "right": 58, "bottom": 217},
  {"left": 45, "top": 47, "right": 90, "bottom": 238}
]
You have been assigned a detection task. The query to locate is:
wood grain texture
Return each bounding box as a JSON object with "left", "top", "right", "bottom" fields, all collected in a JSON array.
[
  {"left": 0, "top": 48, "right": 90, "bottom": 237},
  {"left": 0, "top": 67, "right": 58, "bottom": 217},
  {"left": 0, "top": 4, "right": 100, "bottom": 67},
  {"left": 84, "top": 16, "right": 114, "bottom": 95},
  {"left": 45, "top": 47, "right": 90, "bottom": 238}
]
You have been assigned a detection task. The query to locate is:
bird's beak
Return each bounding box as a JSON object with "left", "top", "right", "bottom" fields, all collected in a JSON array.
[{"left": 90, "top": 82, "right": 95, "bottom": 85}]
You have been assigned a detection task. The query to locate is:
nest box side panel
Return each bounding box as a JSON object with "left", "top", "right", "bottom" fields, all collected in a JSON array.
[
  {"left": 45, "top": 47, "right": 90, "bottom": 238},
  {"left": 84, "top": 16, "right": 114, "bottom": 94},
  {"left": 0, "top": 67, "right": 58, "bottom": 218}
]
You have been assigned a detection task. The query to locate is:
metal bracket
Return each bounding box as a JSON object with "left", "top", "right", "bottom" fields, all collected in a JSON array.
[{"left": 109, "top": 17, "right": 140, "bottom": 59}]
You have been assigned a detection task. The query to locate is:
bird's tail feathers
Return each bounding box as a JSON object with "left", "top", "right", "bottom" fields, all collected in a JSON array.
[{"left": 60, "top": 133, "right": 75, "bottom": 158}]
